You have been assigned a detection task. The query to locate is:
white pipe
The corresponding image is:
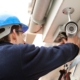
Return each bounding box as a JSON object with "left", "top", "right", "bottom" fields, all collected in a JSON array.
[{"left": 29, "top": 0, "right": 51, "bottom": 33}]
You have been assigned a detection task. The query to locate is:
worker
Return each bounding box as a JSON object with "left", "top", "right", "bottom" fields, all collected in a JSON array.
[{"left": 0, "top": 14, "right": 79, "bottom": 80}]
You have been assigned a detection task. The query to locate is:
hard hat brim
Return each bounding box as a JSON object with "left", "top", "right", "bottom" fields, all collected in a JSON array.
[{"left": 21, "top": 23, "right": 28, "bottom": 33}]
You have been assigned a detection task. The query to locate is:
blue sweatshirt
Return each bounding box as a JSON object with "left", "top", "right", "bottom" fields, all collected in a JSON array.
[{"left": 0, "top": 42, "right": 79, "bottom": 80}]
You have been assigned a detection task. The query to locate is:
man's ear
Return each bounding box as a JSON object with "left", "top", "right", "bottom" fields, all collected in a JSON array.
[{"left": 11, "top": 29, "right": 17, "bottom": 40}]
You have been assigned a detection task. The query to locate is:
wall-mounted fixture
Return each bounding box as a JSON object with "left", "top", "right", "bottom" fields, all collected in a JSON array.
[{"left": 53, "top": 7, "right": 78, "bottom": 43}]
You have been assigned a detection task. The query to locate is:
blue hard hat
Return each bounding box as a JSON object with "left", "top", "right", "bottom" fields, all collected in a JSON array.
[{"left": 0, "top": 14, "right": 28, "bottom": 32}]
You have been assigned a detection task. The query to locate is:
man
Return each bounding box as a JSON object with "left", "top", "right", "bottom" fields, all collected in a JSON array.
[{"left": 0, "top": 14, "right": 79, "bottom": 80}]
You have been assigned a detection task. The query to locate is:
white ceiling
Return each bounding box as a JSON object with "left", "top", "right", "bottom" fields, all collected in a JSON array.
[
  {"left": 42, "top": 0, "right": 80, "bottom": 43},
  {"left": 28, "top": 0, "right": 80, "bottom": 43}
]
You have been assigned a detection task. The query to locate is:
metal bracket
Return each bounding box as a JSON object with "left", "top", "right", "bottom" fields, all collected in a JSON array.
[{"left": 62, "top": 7, "right": 74, "bottom": 21}]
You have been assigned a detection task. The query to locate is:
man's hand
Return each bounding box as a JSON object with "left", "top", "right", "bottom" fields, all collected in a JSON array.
[
  {"left": 57, "top": 38, "right": 67, "bottom": 45},
  {"left": 63, "top": 36, "right": 80, "bottom": 48}
]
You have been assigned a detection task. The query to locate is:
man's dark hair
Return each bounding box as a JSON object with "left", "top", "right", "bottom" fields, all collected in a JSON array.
[{"left": 0, "top": 25, "right": 22, "bottom": 42}]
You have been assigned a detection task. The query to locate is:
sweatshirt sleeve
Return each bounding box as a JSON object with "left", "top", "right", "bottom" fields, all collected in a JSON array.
[{"left": 20, "top": 43, "right": 79, "bottom": 80}]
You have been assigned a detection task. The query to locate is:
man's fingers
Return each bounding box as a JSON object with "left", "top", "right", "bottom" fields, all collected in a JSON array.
[
  {"left": 61, "top": 38, "right": 67, "bottom": 44},
  {"left": 57, "top": 38, "right": 67, "bottom": 46}
]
